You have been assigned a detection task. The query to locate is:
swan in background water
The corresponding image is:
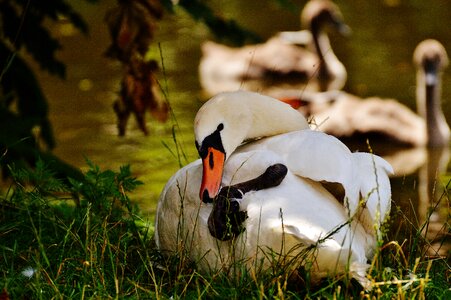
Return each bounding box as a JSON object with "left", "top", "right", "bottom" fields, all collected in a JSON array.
[
  {"left": 289, "top": 39, "right": 449, "bottom": 148},
  {"left": 198, "top": 0, "right": 349, "bottom": 96},
  {"left": 155, "top": 91, "right": 393, "bottom": 287},
  {"left": 413, "top": 39, "right": 450, "bottom": 147}
]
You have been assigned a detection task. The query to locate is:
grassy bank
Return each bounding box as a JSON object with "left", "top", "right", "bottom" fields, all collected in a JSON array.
[{"left": 1, "top": 161, "right": 450, "bottom": 299}]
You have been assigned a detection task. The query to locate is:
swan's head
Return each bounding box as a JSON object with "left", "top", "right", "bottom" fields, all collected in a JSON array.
[
  {"left": 194, "top": 91, "right": 309, "bottom": 203},
  {"left": 413, "top": 39, "right": 449, "bottom": 87},
  {"left": 301, "top": 0, "right": 350, "bottom": 36},
  {"left": 194, "top": 92, "right": 253, "bottom": 203}
]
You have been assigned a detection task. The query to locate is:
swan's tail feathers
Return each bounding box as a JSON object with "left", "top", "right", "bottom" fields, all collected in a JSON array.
[
  {"left": 282, "top": 224, "right": 318, "bottom": 246},
  {"left": 350, "top": 261, "right": 372, "bottom": 290},
  {"left": 352, "top": 153, "right": 394, "bottom": 236},
  {"left": 281, "top": 222, "right": 374, "bottom": 289}
]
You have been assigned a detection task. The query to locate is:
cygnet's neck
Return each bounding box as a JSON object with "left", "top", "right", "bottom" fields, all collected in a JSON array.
[
  {"left": 416, "top": 69, "right": 450, "bottom": 147},
  {"left": 311, "top": 26, "right": 345, "bottom": 91}
]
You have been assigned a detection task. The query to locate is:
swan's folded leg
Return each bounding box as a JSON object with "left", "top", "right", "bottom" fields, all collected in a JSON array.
[
  {"left": 208, "top": 164, "right": 288, "bottom": 240},
  {"left": 208, "top": 188, "right": 248, "bottom": 241}
]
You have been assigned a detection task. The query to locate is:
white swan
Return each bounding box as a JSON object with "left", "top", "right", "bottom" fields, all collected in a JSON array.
[
  {"left": 155, "top": 91, "right": 393, "bottom": 287},
  {"left": 198, "top": 0, "right": 349, "bottom": 96},
  {"left": 294, "top": 39, "right": 449, "bottom": 147}
]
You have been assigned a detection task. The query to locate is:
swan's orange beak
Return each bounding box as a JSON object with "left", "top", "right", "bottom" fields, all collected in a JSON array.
[{"left": 199, "top": 147, "right": 225, "bottom": 203}]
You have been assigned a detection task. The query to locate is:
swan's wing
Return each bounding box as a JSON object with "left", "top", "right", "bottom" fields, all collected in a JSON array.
[
  {"left": 259, "top": 130, "right": 360, "bottom": 215},
  {"left": 286, "top": 132, "right": 393, "bottom": 234},
  {"left": 241, "top": 130, "right": 393, "bottom": 227},
  {"left": 276, "top": 30, "right": 313, "bottom": 46},
  {"left": 244, "top": 130, "right": 355, "bottom": 184},
  {"left": 282, "top": 131, "right": 355, "bottom": 182}
]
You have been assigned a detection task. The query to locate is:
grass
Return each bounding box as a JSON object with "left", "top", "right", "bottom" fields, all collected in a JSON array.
[{"left": 0, "top": 159, "right": 450, "bottom": 299}]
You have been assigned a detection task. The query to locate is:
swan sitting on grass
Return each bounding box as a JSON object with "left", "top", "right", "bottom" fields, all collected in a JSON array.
[{"left": 155, "top": 91, "right": 393, "bottom": 288}]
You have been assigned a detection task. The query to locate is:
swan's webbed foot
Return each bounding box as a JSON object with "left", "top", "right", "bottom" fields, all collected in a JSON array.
[
  {"left": 208, "top": 186, "right": 248, "bottom": 241},
  {"left": 208, "top": 163, "right": 288, "bottom": 241}
]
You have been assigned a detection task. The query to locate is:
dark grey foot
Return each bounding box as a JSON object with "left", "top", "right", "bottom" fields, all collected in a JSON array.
[
  {"left": 207, "top": 192, "right": 248, "bottom": 241},
  {"left": 208, "top": 163, "right": 288, "bottom": 241}
]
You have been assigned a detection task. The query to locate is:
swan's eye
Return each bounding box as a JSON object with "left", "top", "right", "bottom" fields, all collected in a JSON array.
[
  {"left": 196, "top": 140, "right": 208, "bottom": 159},
  {"left": 197, "top": 145, "right": 208, "bottom": 159}
]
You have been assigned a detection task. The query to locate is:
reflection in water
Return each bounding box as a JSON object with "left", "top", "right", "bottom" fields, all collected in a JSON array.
[
  {"left": 334, "top": 139, "right": 450, "bottom": 256},
  {"left": 344, "top": 141, "right": 450, "bottom": 257},
  {"left": 383, "top": 147, "right": 426, "bottom": 177},
  {"left": 417, "top": 147, "right": 450, "bottom": 257}
]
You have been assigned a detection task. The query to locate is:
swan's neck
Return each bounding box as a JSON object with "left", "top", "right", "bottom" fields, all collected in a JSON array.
[
  {"left": 244, "top": 96, "right": 309, "bottom": 140},
  {"left": 312, "top": 29, "right": 343, "bottom": 91},
  {"left": 416, "top": 70, "right": 450, "bottom": 146},
  {"left": 196, "top": 92, "right": 309, "bottom": 158}
]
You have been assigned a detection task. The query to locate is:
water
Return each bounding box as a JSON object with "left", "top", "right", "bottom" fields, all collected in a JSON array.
[{"left": 32, "top": 1, "right": 450, "bottom": 254}]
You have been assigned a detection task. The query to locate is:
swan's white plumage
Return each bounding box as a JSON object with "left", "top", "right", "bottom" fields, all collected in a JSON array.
[{"left": 155, "top": 91, "right": 393, "bottom": 287}]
